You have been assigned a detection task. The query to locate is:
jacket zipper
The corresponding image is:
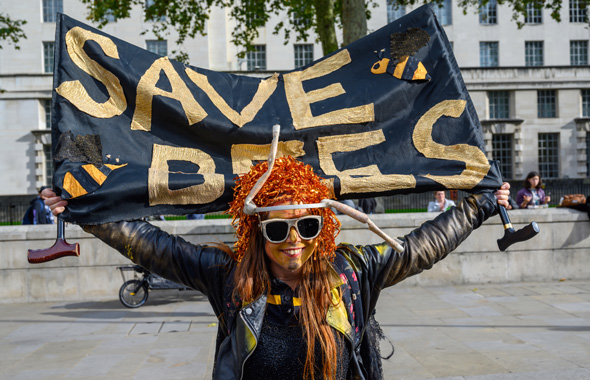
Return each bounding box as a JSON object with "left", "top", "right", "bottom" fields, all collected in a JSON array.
[{"left": 238, "top": 310, "right": 258, "bottom": 380}]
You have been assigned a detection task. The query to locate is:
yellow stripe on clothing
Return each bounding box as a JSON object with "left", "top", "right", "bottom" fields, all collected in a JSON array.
[{"left": 267, "top": 294, "right": 302, "bottom": 306}]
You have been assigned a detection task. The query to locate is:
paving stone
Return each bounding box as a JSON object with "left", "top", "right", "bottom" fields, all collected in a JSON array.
[{"left": 2, "top": 281, "right": 589, "bottom": 380}]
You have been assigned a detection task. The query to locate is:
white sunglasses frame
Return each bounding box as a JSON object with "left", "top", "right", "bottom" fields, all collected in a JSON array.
[{"left": 259, "top": 215, "right": 324, "bottom": 243}]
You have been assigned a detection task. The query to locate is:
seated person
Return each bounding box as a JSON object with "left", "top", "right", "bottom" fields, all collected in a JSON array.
[{"left": 427, "top": 191, "right": 456, "bottom": 212}]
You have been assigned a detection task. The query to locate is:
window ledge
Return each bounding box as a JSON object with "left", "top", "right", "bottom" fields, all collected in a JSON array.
[{"left": 481, "top": 118, "right": 524, "bottom": 125}]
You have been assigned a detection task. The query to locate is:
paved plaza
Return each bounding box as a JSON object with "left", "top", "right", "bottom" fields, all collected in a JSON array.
[{"left": 1, "top": 280, "right": 590, "bottom": 380}]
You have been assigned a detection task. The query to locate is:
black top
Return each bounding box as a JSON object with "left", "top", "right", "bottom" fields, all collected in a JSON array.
[
  {"left": 242, "top": 277, "right": 350, "bottom": 379},
  {"left": 242, "top": 320, "right": 350, "bottom": 380}
]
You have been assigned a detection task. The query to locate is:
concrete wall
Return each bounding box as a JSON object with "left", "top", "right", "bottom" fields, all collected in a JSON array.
[{"left": 1, "top": 208, "right": 589, "bottom": 303}]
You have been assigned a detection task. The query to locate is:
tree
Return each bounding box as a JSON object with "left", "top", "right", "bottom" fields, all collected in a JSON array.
[
  {"left": 0, "top": 13, "right": 27, "bottom": 50},
  {"left": 80, "top": 0, "right": 586, "bottom": 62}
]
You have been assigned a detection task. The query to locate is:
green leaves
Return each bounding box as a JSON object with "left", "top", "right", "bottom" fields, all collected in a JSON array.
[{"left": 0, "top": 13, "right": 27, "bottom": 50}]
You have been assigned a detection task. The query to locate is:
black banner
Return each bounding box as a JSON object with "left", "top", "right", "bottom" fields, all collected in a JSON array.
[{"left": 51, "top": 5, "right": 502, "bottom": 224}]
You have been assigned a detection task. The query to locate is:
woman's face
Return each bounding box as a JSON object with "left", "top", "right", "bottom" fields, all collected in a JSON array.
[
  {"left": 262, "top": 204, "right": 318, "bottom": 280},
  {"left": 528, "top": 176, "right": 540, "bottom": 188}
]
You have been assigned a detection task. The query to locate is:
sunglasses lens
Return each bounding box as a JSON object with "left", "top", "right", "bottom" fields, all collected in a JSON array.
[
  {"left": 297, "top": 217, "right": 321, "bottom": 239},
  {"left": 264, "top": 221, "right": 289, "bottom": 242}
]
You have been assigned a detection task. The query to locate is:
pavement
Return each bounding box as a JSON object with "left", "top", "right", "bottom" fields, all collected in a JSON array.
[{"left": 1, "top": 280, "right": 590, "bottom": 380}]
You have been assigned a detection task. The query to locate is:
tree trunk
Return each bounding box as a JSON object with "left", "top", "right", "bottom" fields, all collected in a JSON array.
[
  {"left": 342, "top": 0, "right": 367, "bottom": 46},
  {"left": 313, "top": 0, "right": 339, "bottom": 55}
]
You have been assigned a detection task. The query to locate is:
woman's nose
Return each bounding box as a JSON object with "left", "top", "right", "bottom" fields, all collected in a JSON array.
[{"left": 286, "top": 226, "right": 301, "bottom": 242}]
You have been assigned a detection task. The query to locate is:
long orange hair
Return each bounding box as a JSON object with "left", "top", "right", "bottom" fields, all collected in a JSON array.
[{"left": 227, "top": 156, "right": 342, "bottom": 380}]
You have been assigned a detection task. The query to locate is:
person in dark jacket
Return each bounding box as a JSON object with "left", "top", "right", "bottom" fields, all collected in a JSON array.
[
  {"left": 44, "top": 156, "right": 510, "bottom": 380},
  {"left": 23, "top": 186, "right": 54, "bottom": 225}
]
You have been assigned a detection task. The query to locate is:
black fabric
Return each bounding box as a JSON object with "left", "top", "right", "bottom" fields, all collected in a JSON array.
[
  {"left": 242, "top": 321, "right": 350, "bottom": 380},
  {"left": 52, "top": 5, "right": 502, "bottom": 225},
  {"left": 359, "top": 198, "right": 377, "bottom": 214},
  {"left": 22, "top": 198, "right": 51, "bottom": 225}
]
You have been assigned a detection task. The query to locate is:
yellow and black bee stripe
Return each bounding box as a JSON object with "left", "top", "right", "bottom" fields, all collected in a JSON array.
[
  {"left": 371, "top": 55, "right": 430, "bottom": 81},
  {"left": 62, "top": 163, "right": 127, "bottom": 199}
]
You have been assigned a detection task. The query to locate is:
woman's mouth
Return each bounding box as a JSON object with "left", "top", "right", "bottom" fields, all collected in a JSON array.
[{"left": 281, "top": 247, "right": 304, "bottom": 258}]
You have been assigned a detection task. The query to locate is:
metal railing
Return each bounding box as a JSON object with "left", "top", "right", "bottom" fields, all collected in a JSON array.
[{"left": 2, "top": 179, "right": 589, "bottom": 225}]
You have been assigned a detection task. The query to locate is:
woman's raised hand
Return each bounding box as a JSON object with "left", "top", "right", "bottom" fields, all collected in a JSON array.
[
  {"left": 494, "top": 182, "right": 510, "bottom": 209},
  {"left": 41, "top": 188, "right": 68, "bottom": 216}
]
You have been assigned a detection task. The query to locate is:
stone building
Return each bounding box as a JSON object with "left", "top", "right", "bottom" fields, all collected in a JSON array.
[{"left": 0, "top": 0, "right": 588, "bottom": 205}]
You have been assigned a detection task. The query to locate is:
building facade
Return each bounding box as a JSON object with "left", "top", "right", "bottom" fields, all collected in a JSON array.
[{"left": 0, "top": 0, "right": 588, "bottom": 203}]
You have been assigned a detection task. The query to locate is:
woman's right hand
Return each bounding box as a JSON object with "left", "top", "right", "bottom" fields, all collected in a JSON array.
[{"left": 41, "top": 188, "right": 68, "bottom": 216}]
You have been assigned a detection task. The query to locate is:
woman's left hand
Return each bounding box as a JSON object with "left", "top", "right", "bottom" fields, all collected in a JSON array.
[{"left": 494, "top": 182, "right": 510, "bottom": 209}]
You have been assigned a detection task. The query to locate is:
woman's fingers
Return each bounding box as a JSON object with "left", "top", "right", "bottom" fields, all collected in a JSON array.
[
  {"left": 494, "top": 182, "right": 510, "bottom": 209},
  {"left": 41, "top": 188, "right": 68, "bottom": 215}
]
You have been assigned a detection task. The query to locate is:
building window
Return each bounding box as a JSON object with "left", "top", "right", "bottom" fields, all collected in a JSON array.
[
  {"left": 41, "top": 99, "right": 52, "bottom": 129},
  {"left": 247, "top": 45, "right": 266, "bottom": 71},
  {"left": 479, "top": 0, "right": 497, "bottom": 24},
  {"left": 538, "top": 133, "right": 559, "bottom": 178},
  {"left": 492, "top": 134, "right": 514, "bottom": 180},
  {"left": 570, "top": 40, "right": 588, "bottom": 65},
  {"left": 582, "top": 89, "right": 590, "bottom": 117},
  {"left": 538, "top": 90, "right": 556, "bottom": 118},
  {"left": 146, "top": 40, "right": 167, "bottom": 56},
  {"left": 480, "top": 41, "right": 499, "bottom": 67},
  {"left": 525, "top": 3, "right": 543, "bottom": 24},
  {"left": 294, "top": 44, "right": 314, "bottom": 68},
  {"left": 570, "top": 0, "right": 588, "bottom": 22},
  {"left": 146, "top": 0, "right": 166, "bottom": 21},
  {"left": 387, "top": 3, "right": 406, "bottom": 23},
  {"left": 488, "top": 91, "right": 510, "bottom": 119},
  {"left": 43, "top": 0, "right": 63, "bottom": 22},
  {"left": 525, "top": 41, "right": 544, "bottom": 66},
  {"left": 587, "top": 132, "right": 590, "bottom": 175},
  {"left": 43, "top": 42, "right": 54, "bottom": 73},
  {"left": 43, "top": 144, "right": 54, "bottom": 186},
  {"left": 433, "top": 0, "right": 452, "bottom": 25}
]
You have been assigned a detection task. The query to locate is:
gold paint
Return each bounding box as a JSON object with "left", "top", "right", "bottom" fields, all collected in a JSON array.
[
  {"left": 317, "top": 130, "right": 416, "bottom": 195},
  {"left": 63, "top": 171, "right": 87, "bottom": 198},
  {"left": 230, "top": 140, "right": 305, "bottom": 174},
  {"left": 504, "top": 223, "right": 513, "bottom": 230},
  {"left": 82, "top": 164, "right": 107, "bottom": 184},
  {"left": 55, "top": 27, "right": 126, "bottom": 118},
  {"left": 371, "top": 58, "right": 389, "bottom": 74},
  {"left": 148, "top": 144, "right": 224, "bottom": 205},
  {"left": 131, "top": 57, "right": 207, "bottom": 132},
  {"left": 125, "top": 244, "right": 134, "bottom": 260},
  {"left": 185, "top": 69, "right": 278, "bottom": 128},
  {"left": 413, "top": 100, "right": 490, "bottom": 189},
  {"left": 326, "top": 288, "right": 354, "bottom": 343},
  {"left": 283, "top": 49, "right": 374, "bottom": 130},
  {"left": 104, "top": 163, "right": 127, "bottom": 170},
  {"left": 393, "top": 56, "right": 408, "bottom": 79},
  {"left": 413, "top": 61, "right": 428, "bottom": 80}
]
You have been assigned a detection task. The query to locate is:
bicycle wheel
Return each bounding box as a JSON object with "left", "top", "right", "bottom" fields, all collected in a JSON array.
[{"left": 119, "top": 279, "right": 149, "bottom": 308}]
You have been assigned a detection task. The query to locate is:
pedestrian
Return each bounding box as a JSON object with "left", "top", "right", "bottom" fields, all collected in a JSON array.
[
  {"left": 44, "top": 156, "right": 510, "bottom": 380},
  {"left": 516, "top": 171, "right": 550, "bottom": 209},
  {"left": 358, "top": 198, "right": 377, "bottom": 214},
  {"left": 427, "top": 190, "right": 456, "bottom": 212},
  {"left": 22, "top": 186, "right": 54, "bottom": 225}
]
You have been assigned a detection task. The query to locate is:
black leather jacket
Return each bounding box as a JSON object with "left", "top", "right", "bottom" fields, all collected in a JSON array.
[{"left": 84, "top": 192, "right": 497, "bottom": 380}]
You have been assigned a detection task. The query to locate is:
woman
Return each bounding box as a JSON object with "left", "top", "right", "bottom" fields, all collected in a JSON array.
[
  {"left": 516, "top": 171, "right": 550, "bottom": 209},
  {"left": 45, "top": 156, "right": 510, "bottom": 380}
]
